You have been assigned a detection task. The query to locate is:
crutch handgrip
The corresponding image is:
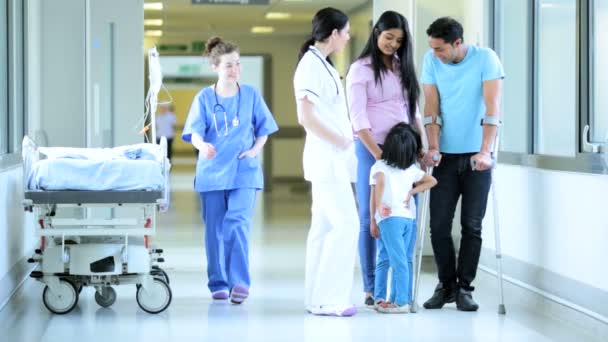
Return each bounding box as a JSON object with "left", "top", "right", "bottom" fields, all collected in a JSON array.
[{"left": 470, "top": 157, "right": 496, "bottom": 170}]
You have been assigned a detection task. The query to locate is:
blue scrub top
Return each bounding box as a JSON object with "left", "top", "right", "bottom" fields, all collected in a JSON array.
[
  {"left": 182, "top": 84, "right": 279, "bottom": 192},
  {"left": 420, "top": 45, "right": 504, "bottom": 153}
]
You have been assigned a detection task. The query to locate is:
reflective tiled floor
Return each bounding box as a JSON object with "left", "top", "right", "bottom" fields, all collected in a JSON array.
[{"left": 0, "top": 172, "right": 603, "bottom": 341}]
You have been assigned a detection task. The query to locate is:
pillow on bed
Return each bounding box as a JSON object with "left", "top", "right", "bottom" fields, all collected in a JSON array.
[
  {"left": 115, "top": 144, "right": 161, "bottom": 162},
  {"left": 39, "top": 144, "right": 163, "bottom": 162}
]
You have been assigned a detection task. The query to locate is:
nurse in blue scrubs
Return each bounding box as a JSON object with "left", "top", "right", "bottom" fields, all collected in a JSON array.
[{"left": 182, "top": 36, "right": 278, "bottom": 304}]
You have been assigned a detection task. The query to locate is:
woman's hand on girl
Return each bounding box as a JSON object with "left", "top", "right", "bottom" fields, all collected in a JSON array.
[{"left": 379, "top": 204, "right": 391, "bottom": 218}]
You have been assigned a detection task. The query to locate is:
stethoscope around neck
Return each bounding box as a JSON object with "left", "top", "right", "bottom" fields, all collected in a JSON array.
[
  {"left": 309, "top": 47, "right": 340, "bottom": 96},
  {"left": 212, "top": 82, "right": 240, "bottom": 137}
]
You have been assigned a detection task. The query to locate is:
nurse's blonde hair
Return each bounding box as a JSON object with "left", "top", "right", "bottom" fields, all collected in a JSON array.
[{"left": 205, "top": 36, "right": 239, "bottom": 66}]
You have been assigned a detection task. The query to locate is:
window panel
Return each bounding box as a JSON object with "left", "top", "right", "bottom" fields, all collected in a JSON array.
[
  {"left": 535, "top": 0, "right": 577, "bottom": 157},
  {"left": 497, "top": 0, "right": 532, "bottom": 153},
  {"left": 9, "top": 0, "right": 24, "bottom": 152},
  {"left": 592, "top": 0, "right": 608, "bottom": 144},
  {"left": 1, "top": 0, "right": 7, "bottom": 154}
]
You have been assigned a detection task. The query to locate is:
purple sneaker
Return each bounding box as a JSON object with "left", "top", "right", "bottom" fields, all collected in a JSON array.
[
  {"left": 212, "top": 290, "right": 229, "bottom": 300},
  {"left": 230, "top": 285, "right": 249, "bottom": 304},
  {"left": 339, "top": 306, "right": 358, "bottom": 317}
]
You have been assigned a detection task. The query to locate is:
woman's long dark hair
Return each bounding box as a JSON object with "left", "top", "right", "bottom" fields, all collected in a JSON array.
[
  {"left": 298, "top": 7, "right": 349, "bottom": 65},
  {"left": 358, "top": 11, "right": 420, "bottom": 123}
]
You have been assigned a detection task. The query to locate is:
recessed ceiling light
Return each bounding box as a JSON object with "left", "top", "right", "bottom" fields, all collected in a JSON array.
[
  {"left": 265, "top": 12, "right": 291, "bottom": 20},
  {"left": 144, "top": 19, "right": 163, "bottom": 26},
  {"left": 145, "top": 30, "right": 163, "bottom": 37},
  {"left": 144, "top": 3, "right": 163, "bottom": 10},
  {"left": 251, "top": 26, "right": 274, "bottom": 34}
]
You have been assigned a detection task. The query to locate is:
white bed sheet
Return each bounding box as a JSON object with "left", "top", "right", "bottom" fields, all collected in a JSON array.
[{"left": 27, "top": 144, "right": 166, "bottom": 191}]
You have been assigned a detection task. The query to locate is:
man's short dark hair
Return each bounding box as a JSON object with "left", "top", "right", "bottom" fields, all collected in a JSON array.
[{"left": 426, "top": 17, "right": 464, "bottom": 44}]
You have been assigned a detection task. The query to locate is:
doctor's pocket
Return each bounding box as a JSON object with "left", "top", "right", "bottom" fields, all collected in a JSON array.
[{"left": 238, "top": 156, "right": 260, "bottom": 172}]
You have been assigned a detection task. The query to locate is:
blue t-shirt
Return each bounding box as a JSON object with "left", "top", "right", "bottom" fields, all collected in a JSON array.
[
  {"left": 182, "top": 84, "right": 279, "bottom": 192},
  {"left": 420, "top": 45, "right": 504, "bottom": 153}
]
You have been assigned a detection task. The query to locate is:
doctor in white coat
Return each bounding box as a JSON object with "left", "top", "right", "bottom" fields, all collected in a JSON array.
[{"left": 293, "top": 7, "right": 359, "bottom": 317}]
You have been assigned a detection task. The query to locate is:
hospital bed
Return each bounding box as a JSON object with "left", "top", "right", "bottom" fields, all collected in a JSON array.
[{"left": 22, "top": 135, "right": 173, "bottom": 314}]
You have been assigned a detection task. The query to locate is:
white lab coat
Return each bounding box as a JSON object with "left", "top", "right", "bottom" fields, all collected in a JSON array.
[{"left": 294, "top": 46, "right": 359, "bottom": 310}]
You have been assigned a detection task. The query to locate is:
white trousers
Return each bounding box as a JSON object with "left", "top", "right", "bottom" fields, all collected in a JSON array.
[{"left": 305, "top": 178, "right": 359, "bottom": 309}]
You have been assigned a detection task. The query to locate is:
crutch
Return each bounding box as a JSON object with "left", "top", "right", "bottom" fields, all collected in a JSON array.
[
  {"left": 471, "top": 122, "right": 506, "bottom": 315},
  {"left": 410, "top": 156, "right": 436, "bottom": 313},
  {"left": 491, "top": 137, "right": 507, "bottom": 315}
]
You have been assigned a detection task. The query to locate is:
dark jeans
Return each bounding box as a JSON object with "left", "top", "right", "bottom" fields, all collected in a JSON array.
[{"left": 429, "top": 153, "right": 491, "bottom": 291}]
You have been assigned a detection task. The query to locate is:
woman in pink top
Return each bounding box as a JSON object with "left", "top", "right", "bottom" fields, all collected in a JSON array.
[{"left": 346, "top": 10, "right": 425, "bottom": 307}]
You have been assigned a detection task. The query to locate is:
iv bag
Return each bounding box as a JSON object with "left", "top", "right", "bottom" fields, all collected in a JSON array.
[{"left": 148, "top": 47, "right": 162, "bottom": 95}]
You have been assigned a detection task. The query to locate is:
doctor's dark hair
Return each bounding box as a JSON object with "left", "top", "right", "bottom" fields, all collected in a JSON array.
[
  {"left": 298, "top": 7, "right": 349, "bottom": 64},
  {"left": 357, "top": 11, "right": 419, "bottom": 123},
  {"left": 381, "top": 122, "right": 421, "bottom": 170},
  {"left": 426, "top": 17, "right": 464, "bottom": 44},
  {"left": 204, "top": 36, "right": 240, "bottom": 66}
]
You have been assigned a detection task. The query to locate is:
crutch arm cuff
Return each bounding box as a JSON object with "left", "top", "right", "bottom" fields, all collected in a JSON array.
[
  {"left": 423, "top": 115, "right": 443, "bottom": 127},
  {"left": 480, "top": 116, "right": 502, "bottom": 126}
]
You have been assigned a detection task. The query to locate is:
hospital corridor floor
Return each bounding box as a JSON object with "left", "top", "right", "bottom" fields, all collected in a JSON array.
[{"left": 0, "top": 172, "right": 603, "bottom": 342}]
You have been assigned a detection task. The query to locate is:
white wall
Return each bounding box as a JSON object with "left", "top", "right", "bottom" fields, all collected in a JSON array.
[
  {"left": 348, "top": 1, "right": 373, "bottom": 67},
  {"left": 414, "top": 0, "right": 465, "bottom": 77},
  {"left": 0, "top": 0, "right": 40, "bottom": 309},
  {"left": 373, "top": 0, "right": 413, "bottom": 22},
  {"left": 483, "top": 166, "right": 608, "bottom": 292},
  {"left": 0, "top": 166, "right": 35, "bottom": 307}
]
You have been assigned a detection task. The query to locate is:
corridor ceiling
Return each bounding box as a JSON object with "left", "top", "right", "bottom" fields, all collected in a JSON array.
[{"left": 144, "top": 0, "right": 370, "bottom": 39}]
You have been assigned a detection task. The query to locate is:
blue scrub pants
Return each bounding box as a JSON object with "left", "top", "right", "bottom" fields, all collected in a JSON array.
[
  {"left": 374, "top": 217, "right": 416, "bottom": 306},
  {"left": 199, "top": 188, "right": 257, "bottom": 293}
]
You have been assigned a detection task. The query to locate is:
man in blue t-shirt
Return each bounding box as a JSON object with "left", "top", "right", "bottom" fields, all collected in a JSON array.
[{"left": 420, "top": 17, "right": 504, "bottom": 312}]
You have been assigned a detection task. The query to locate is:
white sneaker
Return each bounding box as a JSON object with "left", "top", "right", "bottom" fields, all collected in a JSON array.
[
  {"left": 376, "top": 303, "right": 409, "bottom": 314},
  {"left": 308, "top": 305, "right": 358, "bottom": 317}
]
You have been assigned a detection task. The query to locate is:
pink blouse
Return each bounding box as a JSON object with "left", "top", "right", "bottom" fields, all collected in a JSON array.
[{"left": 346, "top": 57, "right": 419, "bottom": 144}]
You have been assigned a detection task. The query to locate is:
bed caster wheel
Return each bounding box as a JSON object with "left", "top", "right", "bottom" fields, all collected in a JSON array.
[
  {"left": 42, "top": 279, "right": 78, "bottom": 314},
  {"left": 152, "top": 268, "right": 170, "bottom": 285},
  {"left": 95, "top": 286, "right": 117, "bottom": 308},
  {"left": 136, "top": 278, "right": 172, "bottom": 314}
]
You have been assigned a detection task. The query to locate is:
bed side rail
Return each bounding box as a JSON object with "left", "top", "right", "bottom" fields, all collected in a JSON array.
[{"left": 22, "top": 136, "right": 40, "bottom": 199}]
